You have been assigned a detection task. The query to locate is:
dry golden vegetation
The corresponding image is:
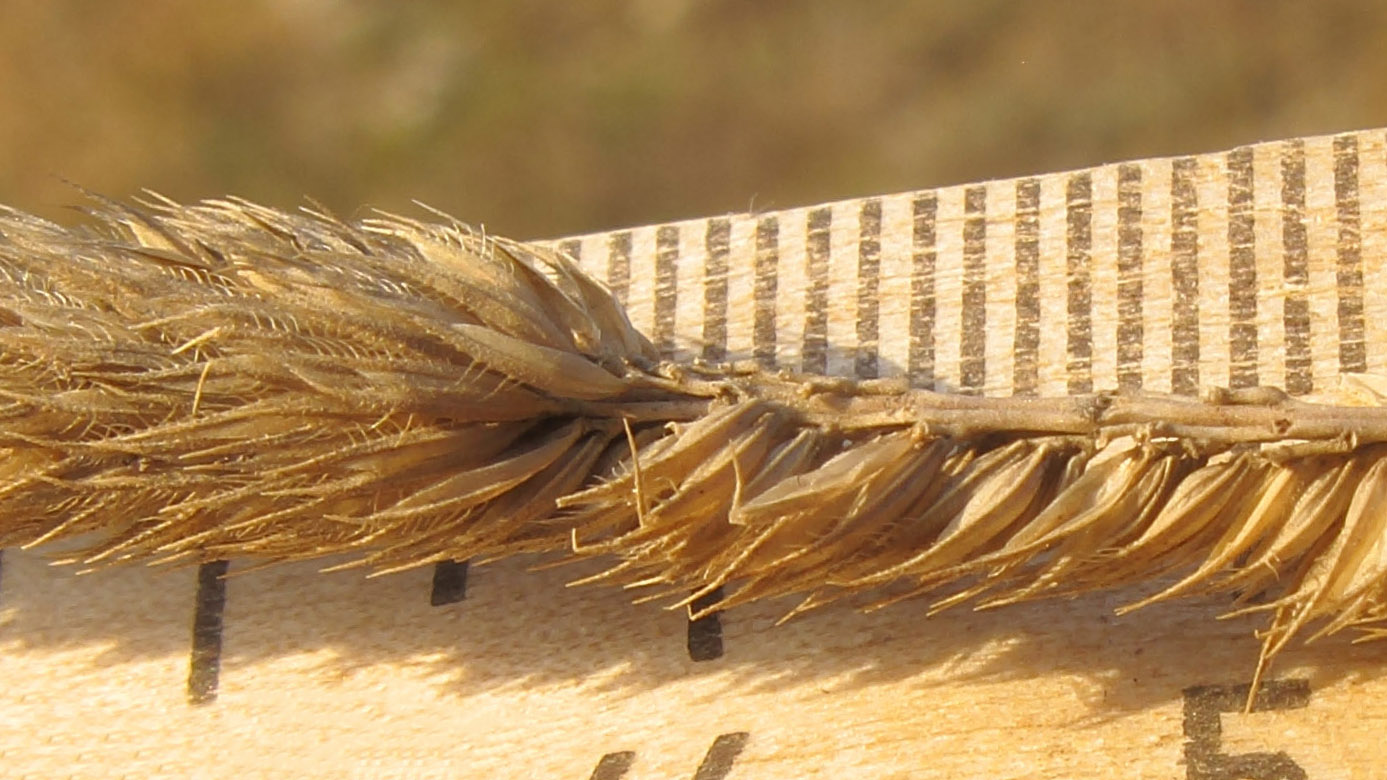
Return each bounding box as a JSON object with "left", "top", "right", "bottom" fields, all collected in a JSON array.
[{"left": 3, "top": 197, "right": 1387, "bottom": 699}]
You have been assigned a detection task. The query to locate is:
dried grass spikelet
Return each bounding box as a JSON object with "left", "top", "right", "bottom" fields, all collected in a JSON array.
[{"left": 6, "top": 195, "right": 1387, "bottom": 692}]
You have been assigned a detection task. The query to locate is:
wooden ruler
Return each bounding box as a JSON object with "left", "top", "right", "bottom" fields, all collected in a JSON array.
[
  {"left": 3, "top": 128, "right": 1387, "bottom": 779},
  {"left": 547, "top": 129, "right": 1387, "bottom": 400}
]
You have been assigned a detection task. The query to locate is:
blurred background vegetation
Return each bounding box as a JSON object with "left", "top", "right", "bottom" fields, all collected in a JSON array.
[{"left": 3, "top": 1, "right": 1386, "bottom": 239}]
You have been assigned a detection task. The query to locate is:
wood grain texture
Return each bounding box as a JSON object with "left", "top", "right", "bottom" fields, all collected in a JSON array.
[{"left": 3, "top": 548, "right": 1385, "bottom": 778}]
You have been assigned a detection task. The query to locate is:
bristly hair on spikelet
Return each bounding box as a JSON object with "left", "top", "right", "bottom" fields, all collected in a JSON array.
[{"left": 5, "top": 194, "right": 1387, "bottom": 699}]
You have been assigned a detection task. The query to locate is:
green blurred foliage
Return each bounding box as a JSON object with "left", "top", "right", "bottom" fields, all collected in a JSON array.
[{"left": 2, "top": 1, "right": 1386, "bottom": 238}]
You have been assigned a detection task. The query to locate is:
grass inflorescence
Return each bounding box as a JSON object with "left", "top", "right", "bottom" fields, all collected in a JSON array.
[{"left": 3, "top": 195, "right": 1387, "bottom": 694}]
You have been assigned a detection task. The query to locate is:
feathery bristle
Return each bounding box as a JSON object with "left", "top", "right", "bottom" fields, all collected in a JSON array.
[{"left": 4, "top": 195, "right": 1387, "bottom": 692}]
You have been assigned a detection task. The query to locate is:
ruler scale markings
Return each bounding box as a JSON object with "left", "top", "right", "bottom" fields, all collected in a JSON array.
[
  {"left": 702, "top": 218, "right": 731, "bottom": 363},
  {"left": 1065, "top": 173, "right": 1094, "bottom": 395},
  {"left": 855, "top": 199, "right": 882, "bottom": 379},
  {"left": 692, "top": 732, "right": 750, "bottom": 780},
  {"left": 754, "top": 216, "right": 780, "bottom": 369},
  {"left": 1227, "top": 146, "right": 1258, "bottom": 389},
  {"left": 655, "top": 225, "right": 681, "bottom": 358},
  {"left": 428, "top": 559, "right": 469, "bottom": 606},
  {"left": 1116, "top": 164, "right": 1144, "bottom": 392},
  {"left": 1335, "top": 133, "right": 1367, "bottom": 374},
  {"left": 909, "top": 192, "right": 938, "bottom": 389},
  {"left": 1280, "top": 140, "right": 1313, "bottom": 396},
  {"left": 1181, "top": 679, "right": 1311, "bottom": 780},
  {"left": 1012, "top": 178, "right": 1042, "bottom": 396},
  {"left": 187, "top": 559, "right": 230, "bottom": 705},
  {"left": 607, "top": 231, "right": 632, "bottom": 307},
  {"left": 1171, "top": 157, "right": 1201, "bottom": 396},
  {"left": 686, "top": 586, "right": 725, "bottom": 662},
  {"left": 533, "top": 127, "right": 1387, "bottom": 403},
  {"left": 960, "top": 186, "right": 987, "bottom": 393},
  {"left": 588, "top": 751, "right": 636, "bottom": 780},
  {"left": 802, "top": 207, "right": 832, "bottom": 375}
]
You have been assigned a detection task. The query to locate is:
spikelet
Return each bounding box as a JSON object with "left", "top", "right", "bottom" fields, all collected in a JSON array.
[{"left": 6, "top": 196, "right": 1387, "bottom": 690}]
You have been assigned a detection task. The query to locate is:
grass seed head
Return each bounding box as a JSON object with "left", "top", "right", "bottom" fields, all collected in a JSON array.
[{"left": 5, "top": 196, "right": 1387, "bottom": 685}]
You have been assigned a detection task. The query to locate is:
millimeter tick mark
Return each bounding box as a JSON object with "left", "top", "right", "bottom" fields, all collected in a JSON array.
[
  {"left": 430, "top": 559, "right": 469, "bottom": 606},
  {"left": 694, "top": 732, "right": 751, "bottom": 780},
  {"left": 585, "top": 732, "right": 748, "bottom": 779},
  {"left": 587, "top": 750, "right": 635, "bottom": 780},
  {"left": 188, "top": 560, "right": 230, "bottom": 705},
  {"left": 687, "top": 586, "right": 725, "bottom": 661}
]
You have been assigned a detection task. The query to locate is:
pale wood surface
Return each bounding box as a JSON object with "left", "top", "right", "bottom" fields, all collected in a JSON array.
[{"left": 3, "top": 547, "right": 1385, "bottom": 778}]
